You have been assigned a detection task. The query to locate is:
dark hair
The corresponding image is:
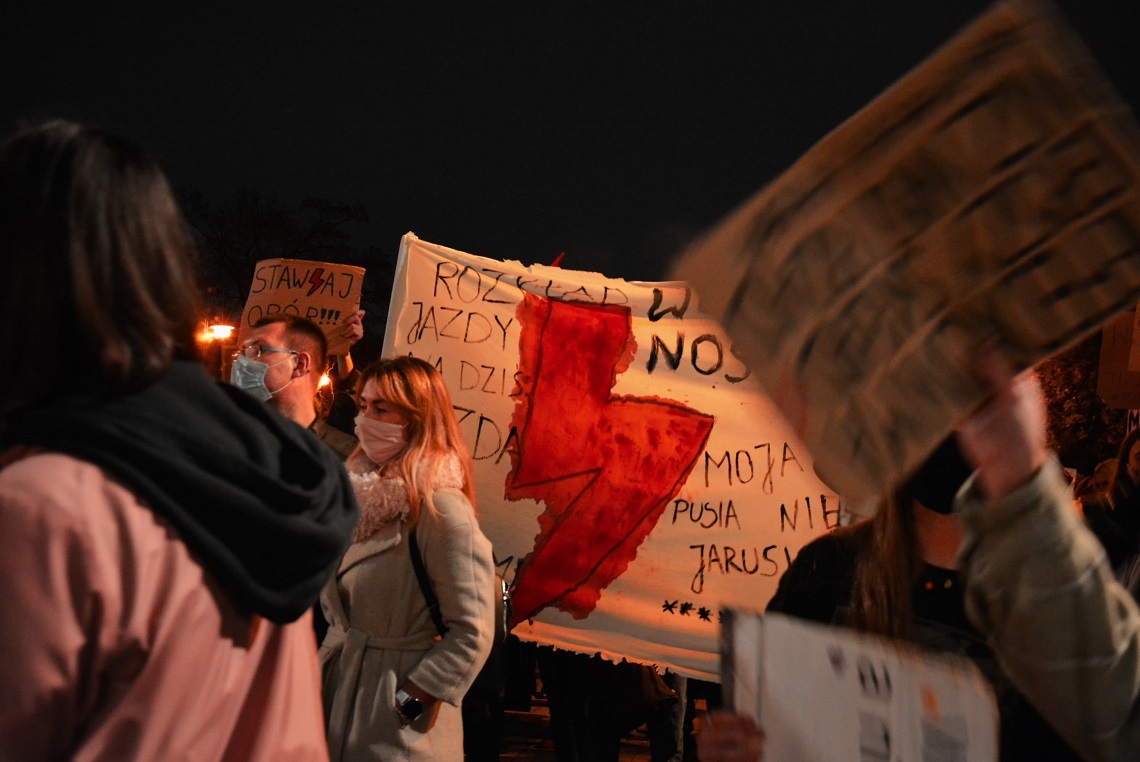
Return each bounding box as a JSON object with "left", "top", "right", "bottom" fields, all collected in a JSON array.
[
  {"left": 1110, "top": 428, "right": 1140, "bottom": 497},
  {"left": 252, "top": 313, "right": 328, "bottom": 371},
  {"left": 847, "top": 486, "right": 920, "bottom": 641},
  {"left": 0, "top": 120, "right": 200, "bottom": 416}
]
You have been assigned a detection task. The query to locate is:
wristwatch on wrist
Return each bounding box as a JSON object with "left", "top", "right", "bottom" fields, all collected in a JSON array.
[{"left": 395, "top": 688, "right": 424, "bottom": 726}]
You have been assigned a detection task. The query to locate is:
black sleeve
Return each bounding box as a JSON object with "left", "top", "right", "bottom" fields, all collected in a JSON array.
[{"left": 766, "top": 528, "right": 858, "bottom": 626}]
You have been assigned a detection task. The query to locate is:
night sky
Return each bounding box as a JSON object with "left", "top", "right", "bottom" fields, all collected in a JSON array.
[{"left": 3, "top": 1, "right": 1137, "bottom": 285}]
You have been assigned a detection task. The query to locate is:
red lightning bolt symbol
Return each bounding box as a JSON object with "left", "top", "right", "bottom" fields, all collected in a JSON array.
[
  {"left": 506, "top": 294, "right": 714, "bottom": 624},
  {"left": 306, "top": 267, "right": 327, "bottom": 296}
]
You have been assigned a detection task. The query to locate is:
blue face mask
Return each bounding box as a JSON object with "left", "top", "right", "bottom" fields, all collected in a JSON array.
[{"left": 230, "top": 354, "right": 294, "bottom": 401}]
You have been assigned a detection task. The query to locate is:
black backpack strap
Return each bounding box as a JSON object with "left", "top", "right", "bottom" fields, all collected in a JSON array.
[{"left": 407, "top": 528, "right": 448, "bottom": 637}]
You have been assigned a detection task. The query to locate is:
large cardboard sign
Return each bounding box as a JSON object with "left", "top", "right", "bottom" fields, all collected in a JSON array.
[
  {"left": 671, "top": 0, "right": 1140, "bottom": 506},
  {"left": 383, "top": 233, "right": 839, "bottom": 679},
  {"left": 1099, "top": 310, "right": 1140, "bottom": 409},
  {"left": 238, "top": 258, "right": 365, "bottom": 355}
]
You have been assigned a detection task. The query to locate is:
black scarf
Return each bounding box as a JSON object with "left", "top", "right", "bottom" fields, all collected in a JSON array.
[{"left": 1, "top": 361, "right": 358, "bottom": 624}]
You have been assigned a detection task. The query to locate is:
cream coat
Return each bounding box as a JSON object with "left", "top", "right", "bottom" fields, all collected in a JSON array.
[
  {"left": 959, "top": 461, "right": 1140, "bottom": 762},
  {"left": 0, "top": 452, "right": 330, "bottom": 761},
  {"left": 320, "top": 489, "right": 495, "bottom": 761}
]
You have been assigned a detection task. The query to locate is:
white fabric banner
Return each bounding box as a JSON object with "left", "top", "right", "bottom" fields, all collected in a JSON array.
[{"left": 382, "top": 233, "right": 838, "bottom": 679}]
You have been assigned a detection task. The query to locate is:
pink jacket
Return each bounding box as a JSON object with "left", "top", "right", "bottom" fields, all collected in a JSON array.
[{"left": 0, "top": 452, "right": 329, "bottom": 761}]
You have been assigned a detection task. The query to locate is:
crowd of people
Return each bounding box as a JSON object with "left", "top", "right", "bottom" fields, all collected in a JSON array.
[{"left": 3, "top": 118, "right": 1140, "bottom": 762}]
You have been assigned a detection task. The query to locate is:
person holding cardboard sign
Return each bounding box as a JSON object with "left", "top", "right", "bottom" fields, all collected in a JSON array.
[
  {"left": 702, "top": 349, "right": 1140, "bottom": 757},
  {"left": 233, "top": 311, "right": 362, "bottom": 459},
  {"left": 954, "top": 350, "right": 1140, "bottom": 762}
]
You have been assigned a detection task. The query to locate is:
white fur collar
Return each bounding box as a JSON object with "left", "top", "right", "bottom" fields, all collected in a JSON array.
[{"left": 349, "top": 454, "right": 465, "bottom": 543}]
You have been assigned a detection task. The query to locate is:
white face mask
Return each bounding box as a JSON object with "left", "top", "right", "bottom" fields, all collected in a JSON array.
[{"left": 355, "top": 415, "right": 407, "bottom": 467}]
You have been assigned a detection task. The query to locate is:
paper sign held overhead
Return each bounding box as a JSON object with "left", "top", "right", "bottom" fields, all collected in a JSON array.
[{"left": 671, "top": 0, "right": 1140, "bottom": 505}]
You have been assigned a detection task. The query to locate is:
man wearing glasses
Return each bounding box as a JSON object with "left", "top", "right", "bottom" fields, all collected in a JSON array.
[{"left": 232, "top": 313, "right": 361, "bottom": 460}]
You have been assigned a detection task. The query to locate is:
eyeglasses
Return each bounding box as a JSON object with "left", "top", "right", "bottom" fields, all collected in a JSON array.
[{"left": 232, "top": 344, "right": 299, "bottom": 362}]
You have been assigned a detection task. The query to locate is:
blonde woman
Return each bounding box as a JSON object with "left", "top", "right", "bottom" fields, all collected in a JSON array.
[{"left": 319, "top": 356, "right": 495, "bottom": 761}]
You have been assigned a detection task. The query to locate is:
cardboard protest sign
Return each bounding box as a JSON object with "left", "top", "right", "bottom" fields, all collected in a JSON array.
[
  {"left": 722, "top": 611, "right": 998, "bottom": 762},
  {"left": 1129, "top": 306, "right": 1140, "bottom": 372},
  {"left": 382, "top": 233, "right": 839, "bottom": 679},
  {"left": 238, "top": 258, "right": 365, "bottom": 355},
  {"left": 1098, "top": 310, "right": 1140, "bottom": 409},
  {"left": 671, "top": 0, "right": 1140, "bottom": 505}
]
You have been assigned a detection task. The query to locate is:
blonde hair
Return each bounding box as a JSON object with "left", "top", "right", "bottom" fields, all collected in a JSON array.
[{"left": 355, "top": 356, "right": 475, "bottom": 528}]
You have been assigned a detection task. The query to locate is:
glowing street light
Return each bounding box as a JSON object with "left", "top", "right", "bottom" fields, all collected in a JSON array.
[
  {"left": 196, "top": 322, "right": 235, "bottom": 343},
  {"left": 208, "top": 324, "right": 234, "bottom": 340}
]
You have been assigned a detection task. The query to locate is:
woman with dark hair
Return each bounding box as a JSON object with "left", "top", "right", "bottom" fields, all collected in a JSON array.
[
  {"left": 0, "top": 121, "right": 358, "bottom": 760},
  {"left": 763, "top": 441, "right": 1082, "bottom": 759},
  {"left": 699, "top": 373, "right": 1084, "bottom": 759},
  {"left": 319, "top": 355, "right": 495, "bottom": 761},
  {"left": 701, "top": 357, "right": 1140, "bottom": 760}
]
